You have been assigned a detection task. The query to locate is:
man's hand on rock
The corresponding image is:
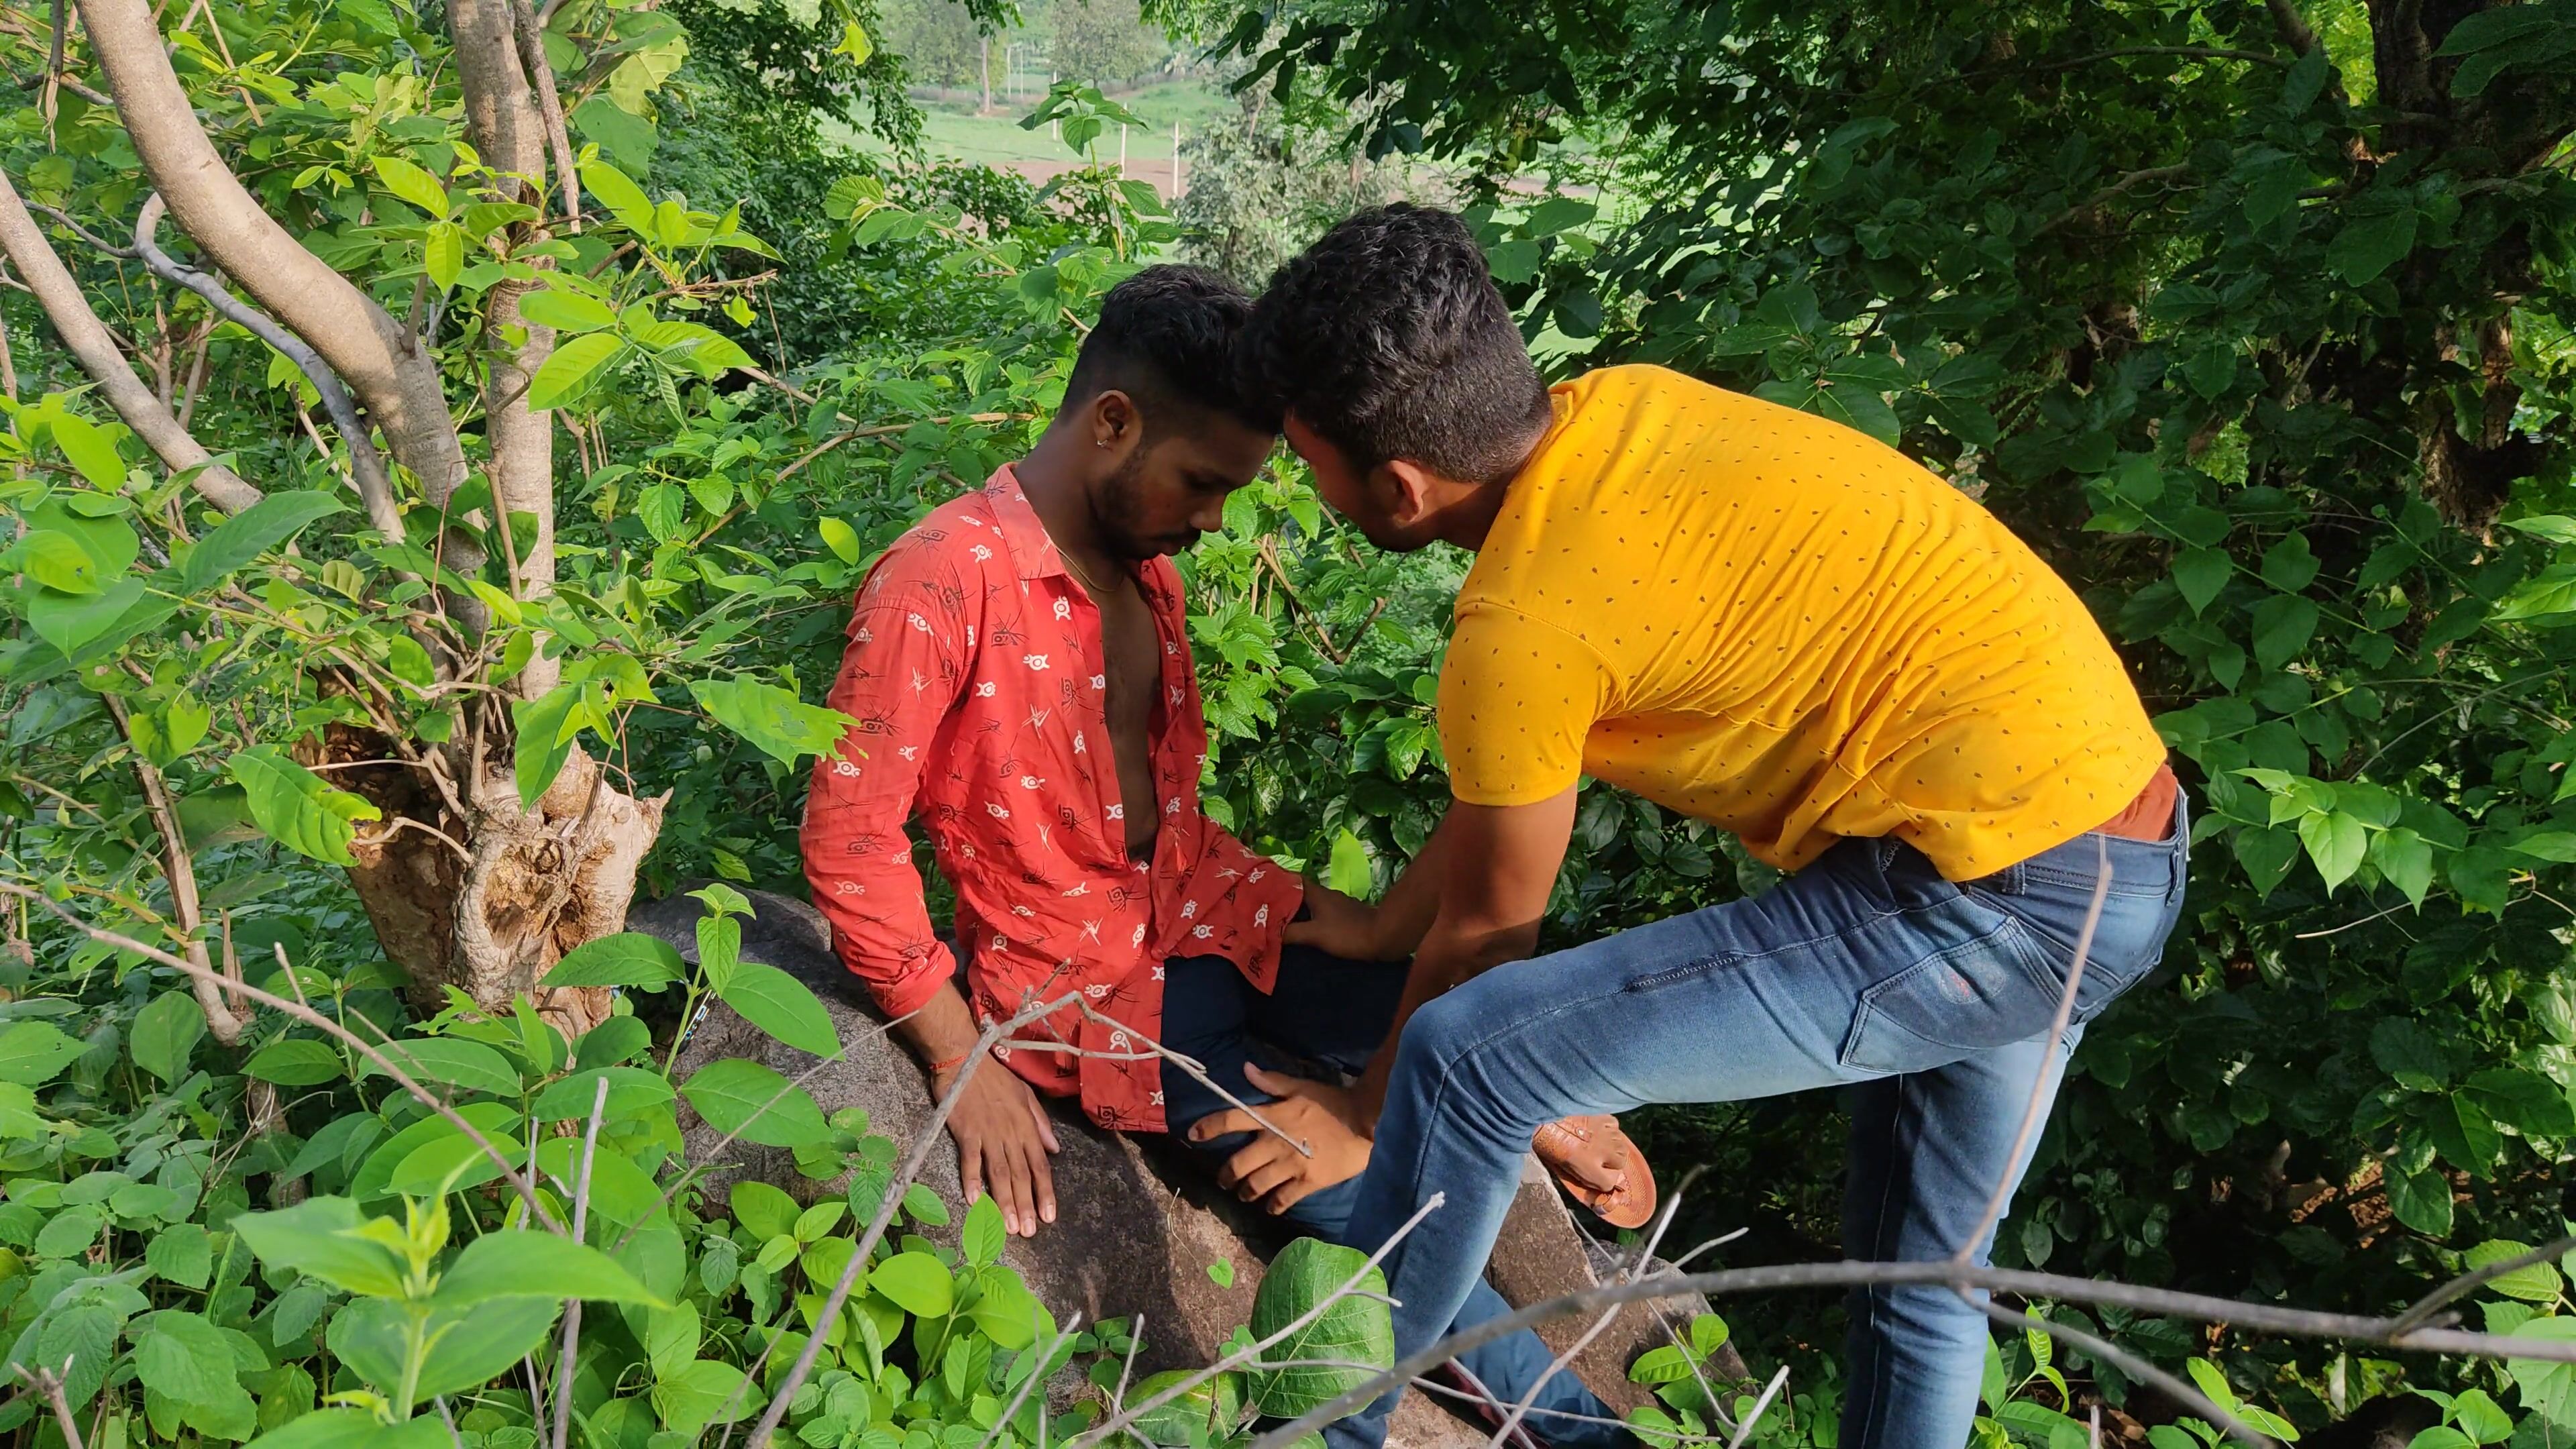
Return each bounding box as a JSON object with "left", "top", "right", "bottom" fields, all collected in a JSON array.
[
  {"left": 1188, "top": 1063, "right": 1373, "bottom": 1216},
  {"left": 937, "top": 1054, "right": 1060, "bottom": 1238}
]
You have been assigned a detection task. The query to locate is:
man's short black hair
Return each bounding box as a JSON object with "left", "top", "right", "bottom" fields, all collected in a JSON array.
[
  {"left": 1237, "top": 203, "right": 1551, "bottom": 484},
  {"left": 1065, "top": 264, "right": 1280, "bottom": 437}
]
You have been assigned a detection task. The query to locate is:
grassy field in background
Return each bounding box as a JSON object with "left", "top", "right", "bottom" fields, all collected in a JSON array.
[{"left": 832, "top": 78, "right": 1236, "bottom": 172}]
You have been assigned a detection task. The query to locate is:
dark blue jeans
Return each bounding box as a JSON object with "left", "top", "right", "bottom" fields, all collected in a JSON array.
[
  {"left": 1331, "top": 808, "right": 2190, "bottom": 1449},
  {"left": 1160, "top": 945, "right": 1629, "bottom": 1448}
]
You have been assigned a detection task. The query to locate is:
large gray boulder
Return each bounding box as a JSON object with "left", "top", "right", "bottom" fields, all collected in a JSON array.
[{"left": 636, "top": 888, "right": 1698, "bottom": 1444}]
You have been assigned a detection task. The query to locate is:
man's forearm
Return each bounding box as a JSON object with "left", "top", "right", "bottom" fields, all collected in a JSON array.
[
  {"left": 1353, "top": 915, "right": 1542, "bottom": 1126},
  {"left": 1364, "top": 814, "right": 1457, "bottom": 960},
  {"left": 894, "top": 980, "right": 984, "bottom": 1073}
]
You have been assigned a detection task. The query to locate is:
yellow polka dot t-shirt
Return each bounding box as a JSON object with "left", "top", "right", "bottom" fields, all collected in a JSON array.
[{"left": 1439, "top": 364, "right": 2165, "bottom": 882}]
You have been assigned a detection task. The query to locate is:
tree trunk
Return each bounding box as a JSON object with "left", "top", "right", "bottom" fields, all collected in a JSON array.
[{"left": 331, "top": 727, "right": 665, "bottom": 1036}]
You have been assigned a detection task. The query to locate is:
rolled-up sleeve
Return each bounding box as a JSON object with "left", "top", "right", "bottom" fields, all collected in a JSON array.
[{"left": 798, "top": 551, "right": 969, "bottom": 1018}]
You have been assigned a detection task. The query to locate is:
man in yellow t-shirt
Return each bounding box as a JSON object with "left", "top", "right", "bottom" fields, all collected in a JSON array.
[{"left": 1211, "top": 205, "right": 2186, "bottom": 1449}]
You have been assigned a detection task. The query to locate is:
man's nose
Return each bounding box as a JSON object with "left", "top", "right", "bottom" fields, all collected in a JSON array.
[{"left": 1190, "top": 500, "right": 1227, "bottom": 533}]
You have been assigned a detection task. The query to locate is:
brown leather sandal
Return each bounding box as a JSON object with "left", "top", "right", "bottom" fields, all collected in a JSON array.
[{"left": 1532, "top": 1114, "right": 1657, "bottom": 1230}]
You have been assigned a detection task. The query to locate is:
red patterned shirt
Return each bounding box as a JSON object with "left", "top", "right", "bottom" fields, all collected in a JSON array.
[{"left": 800, "top": 467, "right": 1305, "bottom": 1132}]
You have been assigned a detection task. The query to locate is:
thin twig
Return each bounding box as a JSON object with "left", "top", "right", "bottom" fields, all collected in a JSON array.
[
  {"left": 970, "top": 1312, "right": 1079, "bottom": 1449},
  {"left": 1238, "top": 1258, "right": 2576, "bottom": 1449},
  {"left": 1069, "top": 1002, "right": 1311, "bottom": 1157},
  {"left": 744, "top": 991, "right": 1086, "bottom": 1449},
  {"left": 1488, "top": 1166, "right": 1699, "bottom": 1447},
  {"left": 1955, "top": 839, "right": 2108, "bottom": 1264},
  {"left": 2392, "top": 1230, "right": 2576, "bottom": 1336},
  {"left": 1972, "top": 1299, "right": 2265, "bottom": 1448},
  {"left": 549, "top": 1075, "right": 610, "bottom": 1449},
  {"left": 1719, "top": 1365, "right": 1787, "bottom": 1449}
]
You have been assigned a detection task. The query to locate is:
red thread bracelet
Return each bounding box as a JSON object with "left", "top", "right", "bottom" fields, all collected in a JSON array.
[{"left": 928, "top": 1046, "right": 976, "bottom": 1075}]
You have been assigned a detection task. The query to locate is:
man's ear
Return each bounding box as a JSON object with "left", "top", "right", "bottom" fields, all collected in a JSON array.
[
  {"left": 1087, "top": 389, "right": 1143, "bottom": 455},
  {"left": 1377, "top": 458, "right": 1446, "bottom": 528}
]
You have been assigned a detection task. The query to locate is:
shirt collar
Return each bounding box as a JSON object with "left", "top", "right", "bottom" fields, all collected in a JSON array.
[{"left": 980, "top": 465, "right": 1069, "bottom": 584}]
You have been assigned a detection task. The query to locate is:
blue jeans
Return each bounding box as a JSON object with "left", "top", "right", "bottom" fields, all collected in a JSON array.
[
  {"left": 1332, "top": 808, "right": 2189, "bottom": 1449},
  {"left": 1161, "top": 946, "right": 1630, "bottom": 1449}
]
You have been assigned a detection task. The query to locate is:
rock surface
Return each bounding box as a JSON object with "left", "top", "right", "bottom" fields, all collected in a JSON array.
[{"left": 639, "top": 888, "right": 1694, "bottom": 1445}]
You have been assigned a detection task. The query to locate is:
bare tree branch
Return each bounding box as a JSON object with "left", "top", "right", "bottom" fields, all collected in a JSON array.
[
  {"left": 100, "top": 692, "right": 245, "bottom": 1046},
  {"left": 78, "top": 0, "right": 469, "bottom": 503},
  {"left": 505, "top": 0, "right": 581, "bottom": 232},
  {"left": 2266, "top": 0, "right": 2320, "bottom": 58},
  {"left": 130, "top": 194, "right": 405, "bottom": 540},
  {"left": 1241, "top": 1257, "right": 2576, "bottom": 1449},
  {"left": 0, "top": 167, "right": 261, "bottom": 512}
]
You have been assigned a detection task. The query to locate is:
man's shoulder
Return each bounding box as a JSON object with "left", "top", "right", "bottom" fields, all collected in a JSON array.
[{"left": 860, "top": 492, "right": 1012, "bottom": 592}]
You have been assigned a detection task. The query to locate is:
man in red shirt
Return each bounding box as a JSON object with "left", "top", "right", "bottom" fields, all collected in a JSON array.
[{"left": 800, "top": 268, "right": 1632, "bottom": 1446}]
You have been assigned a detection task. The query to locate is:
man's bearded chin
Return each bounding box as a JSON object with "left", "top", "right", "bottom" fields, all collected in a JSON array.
[{"left": 1091, "top": 448, "right": 1163, "bottom": 561}]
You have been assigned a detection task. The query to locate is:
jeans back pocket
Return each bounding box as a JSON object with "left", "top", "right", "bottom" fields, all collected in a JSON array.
[{"left": 1838, "top": 918, "right": 2063, "bottom": 1076}]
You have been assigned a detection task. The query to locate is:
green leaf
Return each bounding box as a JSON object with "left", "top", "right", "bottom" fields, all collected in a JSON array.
[
  {"left": 1519, "top": 197, "right": 1597, "bottom": 237},
  {"left": 903, "top": 1181, "right": 949, "bottom": 1226},
  {"left": 730, "top": 1182, "right": 799, "bottom": 1240},
  {"left": 652, "top": 1360, "right": 750, "bottom": 1438},
  {"left": 131, "top": 989, "right": 207, "bottom": 1083},
  {"left": 528, "top": 333, "right": 628, "bottom": 411},
  {"left": 29, "top": 579, "right": 148, "bottom": 658},
  {"left": 2508, "top": 1316, "right": 2576, "bottom": 1425},
  {"left": 14, "top": 530, "right": 106, "bottom": 594},
  {"left": 1324, "top": 829, "right": 1372, "bottom": 898},
  {"left": 2512, "top": 832, "right": 2576, "bottom": 863},
  {"left": 371, "top": 154, "right": 451, "bottom": 216},
  {"left": 680, "top": 1059, "right": 830, "bottom": 1148},
  {"left": 2327, "top": 207, "right": 2418, "bottom": 285},
  {"left": 2368, "top": 827, "right": 2434, "bottom": 908},
  {"left": 423, "top": 221, "right": 464, "bottom": 290},
  {"left": 963, "top": 1195, "right": 1006, "bottom": 1268},
  {"left": 531, "top": 1065, "right": 676, "bottom": 1122},
  {"left": 146, "top": 1222, "right": 213, "bottom": 1290},
  {"left": 716, "top": 961, "right": 841, "bottom": 1059},
  {"left": 1243, "top": 1237, "right": 1395, "bottom": 1417},
  {"left": 2464, "top": 1067, "right": 2576, "bottom": 1136},
  {"left": 543, "top": 932, "right": 686, "bottom": 990},
  {"left": 225, "top": 746, "right": 381, "bottom": 865},
  {"left": 2260, "top": 532, "right": 2320, "bottom": 592},
  {"left": 2174, "top": 548, "right": 2232, "bottom": 614},
  {"left": 243, "top": 1038, "right": 345, "bottom": 1087},
  {"left": 50, "top": 413, "right": 128, "bottom": 489},
  {"left": 2467, "top": 1241, "right": 2565, "bottom": 1305},
  {"left": 578, "top": 159, "right": 655, "bottom": 234},
  {"left": 511, "top": 682, "right": 587, "bottom": 809},
  {"left": 230, "top": 1197, "right": 409, "bottom": 1296},
  {"left": 2296, "top": 810, "right": 2367, "bottom": 893},
  {"left": 1126, "top": 1369, "right": 1244, "bottom": 1449},
  {"left": 869, "top": 1250, "right": 954, "bottom": 1318},
  {"left": 2386, "top": 1164, "right": 2455, "bottom": 1238},
  {"left": 519, "top": 288, "right": 621, "bottom": 333},
  {"left": 433, "top": 1229, "right": 665, "bottom": 1307},
  {"left": 0, "top": 1022, "right": 85, "bottom": 1085},
  {"left": 2249, "top": 594, "right": 2319, "bottom": 672},
  {"left": 131, "top": 1309, "right": 236, "bottom": 1403},
  {"left": 688, "top": 678, "right": 856, "bottom": 768},
  {"left": 243, "top": 1407, "right": 446, "bottom": 1449},
  {"left": 356, "top": 1036, "right": 522, "bottom": 1097},
  {"left": 818, "top": 516, "right": 860, "bottom": 564}
]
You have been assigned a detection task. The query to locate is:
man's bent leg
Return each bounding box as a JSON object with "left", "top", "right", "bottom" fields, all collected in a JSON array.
[
  {"left": 1163, "top": 955, "right": 1625, "bottom": 1447},
  {"left": 1283, "top": 1178, "right": 1629, "bottom": 1449},
  {"left": 1325, "top": 835, "right": 2168, "bottom": 1449},
  {"left": 1837, "top": 1030, "right": 2080, "bottom": 1448}
]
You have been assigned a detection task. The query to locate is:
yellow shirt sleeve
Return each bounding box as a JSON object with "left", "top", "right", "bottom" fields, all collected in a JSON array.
[{"left": 1437, "top": 603, "right": 1616, "bottom": 807}]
